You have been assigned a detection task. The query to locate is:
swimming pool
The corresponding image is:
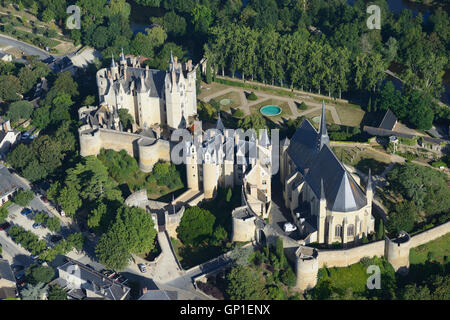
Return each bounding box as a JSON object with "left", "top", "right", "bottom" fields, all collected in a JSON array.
[{"left": 260, "top": 105, "right": 282, "bottom": 116}]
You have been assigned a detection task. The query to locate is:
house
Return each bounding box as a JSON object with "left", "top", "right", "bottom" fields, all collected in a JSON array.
[
  {"left": 0, "top": 259, "right": 17, "bottom": 299},
  {"left": 0, "top": 165, "right": 20, "bottom": 206},
  {"left": 52, "top": 258, "right": 130, "bottom": 300},
  {"left": 138, "top": 287, "right": 176, "bottom": 300},
  {"left": 0, "top": 130, "right": 21, "bottom": 155},
  {"left": 378, "top": 109, "right": 398, "bottom": 131}
]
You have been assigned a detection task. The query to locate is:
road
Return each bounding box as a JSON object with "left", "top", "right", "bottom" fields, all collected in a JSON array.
[{"left": 0, "top": 34, "right": 51, "bottom": 60}]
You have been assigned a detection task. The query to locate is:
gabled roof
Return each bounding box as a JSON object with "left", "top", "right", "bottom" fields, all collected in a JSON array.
[
  {"left": 0, "top": 259, "right": 15, "bottom": 283},
  {"left": 0, "top": 165, "right": 19, "bottom": 198},
  {"left": 286, "top": 113, "right": 367, "bottom": 212},
  {"left": 379, "top": 109, "right": 398, "bottom": 130},
  {"left": 286, "top": 120, "right": 320, "bottom": 173},
  {"left": 304, "top": 145, "right": 366, "bottom": 212}
]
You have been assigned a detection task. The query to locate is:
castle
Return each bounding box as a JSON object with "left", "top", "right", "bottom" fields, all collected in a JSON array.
[
  {"left": 184, "top": 115, "right": 273, "bottom": 218},
  {"left": 96, "top": 51, "right": 197, "bottom": 131},
  {"left": 78, "top": 53, "right": 199, "bottom": 172}
]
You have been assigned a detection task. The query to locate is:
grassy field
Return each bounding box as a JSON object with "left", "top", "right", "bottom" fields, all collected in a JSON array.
[
  {"left": 307, "top": 109, "right": 335, "bottom": 127},
  {"left": 198, "top": 82, "right": 230, "bottom": 100},
  {"left": 333, "top": 104, "right": 366, "bottom": 127},
  {"left": 213, "top": 91, "right": 242, "bottom": 113},
  {"left": 410, "top": 233, "right": 450, "bottom": 265},
  {"left": 249, "top": 98, "right": 292, "bottom": 122},
  {"left": 331, "top": 146, "right": 391, "bottom": 175}
]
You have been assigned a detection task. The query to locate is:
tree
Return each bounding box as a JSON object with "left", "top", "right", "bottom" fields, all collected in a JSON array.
[
  {"left": 21, "top": 283, "right": 47, "bottom": 300},
  {"left": 226, "top": 265, "right": 267, "bottom": 300},
  {"left": 96, "top": 206, "right": 157, "bottom": 270},
  {"left": 0, "top": 206, "right": 8, "bottom": 223},
  {"left": 237, "top": 113, "right": 267, "bottom": 133},
  {"left": 7, "top": 100, "right": 33, "bottom": 122},
  {"left": 191, "top": 4, "right": 213, "bottom": 34},
  {"left": 47, "top": 285, "right": 67, "bottom": 300},
  {"left": 25, "top": 265, "right": 55, "bottom": 285},
  {"left": 176, "top": 206, "right": 215, "bottom": 246},
  {"left": 32, "top": 105, "right": 51, "bottom": 129},
  {"left": 376, "top": 219, "right": 385, "bottom": 240},
  {"left": 225, "top": 188, "right": 232, "bottom": 202},
  {"left": 386, "top": 202, "right": 416, "bottom": 235},
  {"left": 46, "top": 217, "right": 61, "bottom": 233},
  {"left": 118, "top": 108, "right": 133, "bottom": 131},
  {"left": 12, "top": 190, "right": 34, "bottom": 207}
]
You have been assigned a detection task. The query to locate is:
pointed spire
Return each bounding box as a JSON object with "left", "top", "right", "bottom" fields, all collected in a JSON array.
[
  {"left": 319, "top": 100, "right": 330, "bottom": 149},
  {"left": 216, "top": 112, "right": 225, "bottom": 133},
  {"left": 111, "top": 54, "right": 116, "bottom": 68},
  {"left": 120, "top": 48, "right": 125, "bottom": 61},
  {"left": 367, "top": 168, "right": 372, "bottom": 192},
  {"left": 169, "top": 50, "right": 174, "bottom": 72},
  {"left": 259, "top": 128, "right": 270, "bottom": 147},
  {"left": 320, "top": 178, "right": 326, "bottom": 201}
]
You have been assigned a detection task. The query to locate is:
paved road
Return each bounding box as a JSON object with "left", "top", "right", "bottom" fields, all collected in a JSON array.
[{"left": 0, "top": 34, "right": 51, "bottom": 60}]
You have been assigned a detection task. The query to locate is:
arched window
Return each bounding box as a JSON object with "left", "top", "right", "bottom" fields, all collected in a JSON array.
[
  {"left": 347, "top": 224, "right": 354, "bottom": 236},
  {"left": 335, "top": 225, "right": 342, "bottom": 238}
]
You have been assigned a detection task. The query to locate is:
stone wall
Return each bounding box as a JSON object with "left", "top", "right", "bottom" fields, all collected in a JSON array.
[
  {"left": 409, "top": 221, "right": 450, "bottom": 248},
  {"left": 317, "top": 240, "right": 385, "bottom": 268}
]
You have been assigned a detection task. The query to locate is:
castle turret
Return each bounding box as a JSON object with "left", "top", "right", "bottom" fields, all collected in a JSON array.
[
  {"left": 295, "top": 246, "right": 319, "bottom": 291},
  {"left": 385, "top": 231, "right": 411, "bottom": 275}
]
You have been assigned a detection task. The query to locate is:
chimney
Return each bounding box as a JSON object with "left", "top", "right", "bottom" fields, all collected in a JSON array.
[
  {"left": 145, "top": 65, "right": 149, "bottom": 79},
  {"left": 142, "top": 287, "right": 148, "bottom": 295},
  {"left": 187, "top": 60, "right": 192, "bottom": 72},
  {"left": 173, "top": 56, "right": 178, "bottom": 68}
]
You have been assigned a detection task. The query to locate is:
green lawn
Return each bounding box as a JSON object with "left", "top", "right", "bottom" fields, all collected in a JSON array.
[
  {"left": 334, "top": 104, "right": 366, "bottom": 127},
  {"left": 249, "top": 98, "right": 292, "bottom": 122},
  {"left": 410, "top": 233, "right": 450, "bottom": 265},
  {"left": 213, "top": 91, "right": 242, "bottom": 113}
]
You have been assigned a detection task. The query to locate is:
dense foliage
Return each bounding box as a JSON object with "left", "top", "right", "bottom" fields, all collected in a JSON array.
[
  {"left": 95, "top": 205, "right": 157, "bottom": 270},
  {"left": 176, "top": 206, "right": 216, "bottom": 246}
]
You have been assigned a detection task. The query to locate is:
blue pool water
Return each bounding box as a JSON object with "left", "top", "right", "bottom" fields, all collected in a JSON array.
[{"left": 260, "top": 105, "right": 282, "bottom": 116}]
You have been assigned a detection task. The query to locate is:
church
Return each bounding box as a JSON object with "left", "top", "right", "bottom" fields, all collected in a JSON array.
[
  {"left": 96, "top": 50, "right": 197, "bottom": 132},
  {"left": 280, "top": 103, "right": 375, "bottom": 245}
]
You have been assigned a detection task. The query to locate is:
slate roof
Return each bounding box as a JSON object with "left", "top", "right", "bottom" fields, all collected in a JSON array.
[
  {"left": 0, "top": 259, "right": 15, "bottom": 283},
  {"left": 108, "top": 67, "right": 166, "bottom": 99},
  {"left": 58, "top": 258, "right": 130, "bottom": 300},
  {"left": 286, "top": 106, "right": 367, "bottom": 212},
  {"left": 0, "top": 165, "right": 19, "bottom": 198},
  {"left": 379, "top": 109, "right": 398, "bottom": 130}
]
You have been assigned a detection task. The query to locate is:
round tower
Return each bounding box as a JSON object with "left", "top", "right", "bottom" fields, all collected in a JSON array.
[
  {"left": 295, "top": 246, "right": 319, "bottom": 291},
  {"left": 203, "top": 162, "right": 217, "bottom": 199},
  {"left": 231, "top": 206, "right": 257, "bottom": 242},
  {"left": 78, "top": 126, "right": 101, "bottom": 156},
  {"left": 137, "top": 137, "right": 158, "bottom": 173},
  {"left": 385, "top": 231, "right": 411, "bottom": 275}
]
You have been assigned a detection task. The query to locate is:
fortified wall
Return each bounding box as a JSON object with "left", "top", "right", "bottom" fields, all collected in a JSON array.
[
  {"left": 231, "top": 194, "right": 450, "bottom": 292},
  {"left": 78, "top": 125, "right": 170, "bottom": 172}
]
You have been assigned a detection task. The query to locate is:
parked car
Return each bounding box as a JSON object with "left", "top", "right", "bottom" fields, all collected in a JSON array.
[
  {"left": 0, "top": 222, "right": 11, "bottom": 231},
  {"left": 32, "top": 222, "right": 42, "bottom": 229},
  {"left": 21, "top": 208, "right": 33, "bottom": 216},
  {"left": 138, "top": 263, "right": 147, "bottom": 273},
  {"left": 283, "top": 222, "right": 297, "bottom": 233}
]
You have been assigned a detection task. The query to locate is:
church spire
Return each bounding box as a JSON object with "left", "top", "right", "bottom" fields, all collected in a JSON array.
[
  {"left": 216, "top": 112, "right": 225, "bottom": 133},
  {"left": 319, "top": 100, "right": 330, "bottom": 149},
  {"left": 367, "top": 168, "right": 372, "bottom": 193},
  {"left": 111, "top": 54, "right": 116, "bottom": 68},
  {"left": 320, "top": 178, "right": 326, "bottom": 201}
]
